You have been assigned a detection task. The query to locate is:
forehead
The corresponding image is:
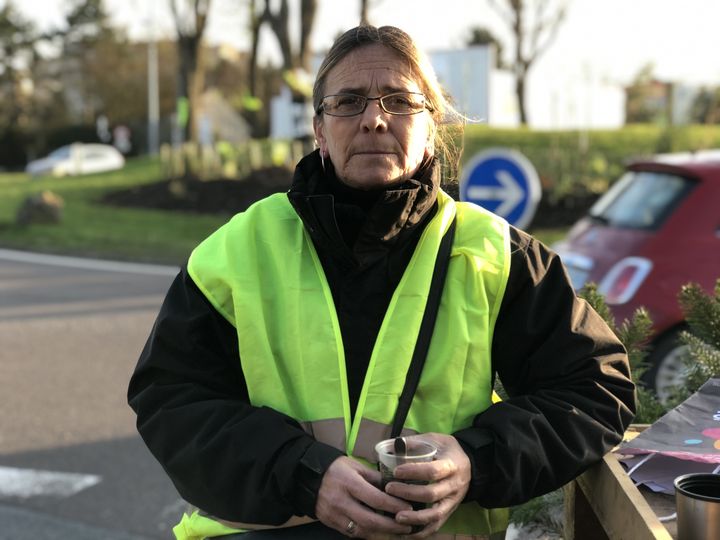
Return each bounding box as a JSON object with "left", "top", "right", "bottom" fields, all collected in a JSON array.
[{"left": 324, "top": 43, "right": 423, "bottom": 95}]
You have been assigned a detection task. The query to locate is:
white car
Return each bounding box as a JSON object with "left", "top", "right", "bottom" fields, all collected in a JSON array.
[{"left": 26, "top": 143, "right": 125, "bottom": 177}]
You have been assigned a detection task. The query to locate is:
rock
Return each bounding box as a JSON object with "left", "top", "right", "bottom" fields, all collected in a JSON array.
[{"left": 16, "top": 191, "right": 65, "bottom": 226}]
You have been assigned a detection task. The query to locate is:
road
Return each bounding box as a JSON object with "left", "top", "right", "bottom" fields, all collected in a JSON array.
[{"left": 0, "top": 249, "right": 184, "bottom": 539}]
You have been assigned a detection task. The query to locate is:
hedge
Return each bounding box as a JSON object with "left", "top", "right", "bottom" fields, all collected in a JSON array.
[{"left": 460, "top": 124, "right": 720, "bottom": 202}]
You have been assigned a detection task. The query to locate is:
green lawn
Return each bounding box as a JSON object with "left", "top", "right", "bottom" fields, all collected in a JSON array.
[
  {"left": 0, "top": 157, "right": 568, "bottom": 264},
  {"left": 0, "top": 157, "right": 229, "bottom": 265}
]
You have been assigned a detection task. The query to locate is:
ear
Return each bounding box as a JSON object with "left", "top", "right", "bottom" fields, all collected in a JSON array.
[{"left": 313, "top": 116, "right": 327, "bottom": 157}]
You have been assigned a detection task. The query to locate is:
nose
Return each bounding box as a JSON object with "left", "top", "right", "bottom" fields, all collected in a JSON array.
[{"left": 360, "top": 99, "right": 389, "bottom": 133}]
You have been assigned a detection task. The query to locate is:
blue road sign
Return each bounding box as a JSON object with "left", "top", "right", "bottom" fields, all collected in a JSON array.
[{"left": 459, "top": 148, "right": 541, "bottom": 229}]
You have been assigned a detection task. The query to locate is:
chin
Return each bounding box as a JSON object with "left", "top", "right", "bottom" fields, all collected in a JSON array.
[{"left": 341, "top": 172, "right": 405, "bottom": 190}]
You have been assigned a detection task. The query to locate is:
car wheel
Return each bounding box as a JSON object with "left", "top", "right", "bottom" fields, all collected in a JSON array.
[{"left": 641, "top": 327, "right": 690, "bottom": 403}]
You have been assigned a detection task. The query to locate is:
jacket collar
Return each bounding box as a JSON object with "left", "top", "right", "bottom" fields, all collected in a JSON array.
[{"left": 287, "top": 150, "right": 440, "bottom": 266}]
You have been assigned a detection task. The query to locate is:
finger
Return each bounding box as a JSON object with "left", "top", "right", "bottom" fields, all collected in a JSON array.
[
  {"left": 351, "top": 509, "right": 414, "bottom": 537},
  {"left": 355, "top": 461, "right": 383, "bottom": 487},
  {"left": 351, "top": 479, "right": 414, "bottom": 515},
  {"left": 394, "top": 499, "right": 456, "bottom": 537},
  {"left": 394, "top": 459, "right": 456, "bottom": 483},
  {"left": 384, "top": 479, "right": 451, "bottom": 505}
]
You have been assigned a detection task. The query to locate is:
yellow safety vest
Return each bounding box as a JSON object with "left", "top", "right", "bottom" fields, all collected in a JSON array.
[{"left": 176, "top": 190, "right": 511, "bottom": 540}]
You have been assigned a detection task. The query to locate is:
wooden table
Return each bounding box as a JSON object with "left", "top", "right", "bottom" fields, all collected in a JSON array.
[{"left": 564, "top": 425, "right": 677, "bottom": 539}]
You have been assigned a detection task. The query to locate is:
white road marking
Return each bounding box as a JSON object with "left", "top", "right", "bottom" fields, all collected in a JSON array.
[
  {"left": 0, "top": 248, "right": 178, "bottom": 276},
  {"left": 0, "top": 466, "right": 101, "bottom": 498}
]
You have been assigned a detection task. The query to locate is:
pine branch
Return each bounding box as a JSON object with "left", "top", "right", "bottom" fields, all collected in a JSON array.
[{"left": 678, "top": 280, "right": 720, "bottom": 347}]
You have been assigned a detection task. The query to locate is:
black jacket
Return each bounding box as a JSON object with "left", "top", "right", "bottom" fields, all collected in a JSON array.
[{"left": 128, "top": 151, "right": 636, "bottom": 524}]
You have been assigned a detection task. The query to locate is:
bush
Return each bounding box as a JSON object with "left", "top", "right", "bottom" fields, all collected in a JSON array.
[{"left": 677, "top": 280, "right": 720, "bottom": 397}]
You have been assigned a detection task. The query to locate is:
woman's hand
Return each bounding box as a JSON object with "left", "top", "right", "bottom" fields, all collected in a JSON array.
[
  {"left": 384, "top": 433, "right": 471, "bottom": 538},
  {"left": 315, "top": 456, "right": 413, "bottom": 538}
]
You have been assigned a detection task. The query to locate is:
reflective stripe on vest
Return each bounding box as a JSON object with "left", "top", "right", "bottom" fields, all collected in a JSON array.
[{"left": 183, "top": 190, "right": 511, "bottom": 538}]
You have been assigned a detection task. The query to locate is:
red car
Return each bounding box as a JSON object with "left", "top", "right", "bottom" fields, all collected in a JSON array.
[{"left": 553, "top": 152, "right": 720, "bottom": 401}]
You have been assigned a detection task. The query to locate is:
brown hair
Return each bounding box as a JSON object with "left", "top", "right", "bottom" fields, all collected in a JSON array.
[{"left": 313, "top": 25, "right": 463, "bottom": 180}]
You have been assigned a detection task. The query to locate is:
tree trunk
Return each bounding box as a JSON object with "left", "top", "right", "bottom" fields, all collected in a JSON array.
[
  {"left": 360, "top": 0, "right": 369, "bottom": 25},
  {"left": 169, "top": 0, "right": 211, "bottom": 144},
  {"left": 265, "top": 0, "right": 293, "bottom": 69},
  {"left": 248, "top": 0, "right": 262, "bottom": 97},
  {"left": 299, "top": 0, "right": 317, "bottom": 71},
  {"left": 516, "top": 68, "right": 528, "bottom": 125},
  {"left": 513, "top": 0, "right": 528, "bottom": 125},
  {"left": 177, "top": 35, "right": 199, "bottom": 142}
]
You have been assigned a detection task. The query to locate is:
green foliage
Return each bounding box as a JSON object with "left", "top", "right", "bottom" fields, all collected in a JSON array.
[
  {"left": 677, "top": 280, "right": 720, "bottom": 395},
  {"left": 679, "top": 280, "right": 720, "bottom": 346},
  {"left": 509, "top": 489, "right": 564, "bottom": 532},
  {"left": 461, "top": 124, "right": 720, "bottom": 207},
  {"left": 579, "top": 283, "right": 666, "bottom": 424}
]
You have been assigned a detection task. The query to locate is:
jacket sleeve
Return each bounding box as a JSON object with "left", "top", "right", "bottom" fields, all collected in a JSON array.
[
  {"left": 127, "top": 266, "right": 344, "bottom": 523},
  {"left": 453, "top": 226, "right": 636, "bottom": 508}
]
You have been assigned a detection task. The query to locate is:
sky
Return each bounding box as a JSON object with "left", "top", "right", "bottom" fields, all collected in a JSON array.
[{"left": 13, "top": 0, "right": 720, "bottom": 126}]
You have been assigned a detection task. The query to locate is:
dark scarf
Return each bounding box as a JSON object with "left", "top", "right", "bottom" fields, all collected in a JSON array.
[{"left": 288, "top": 149, "right": 440, "bottom": 267}]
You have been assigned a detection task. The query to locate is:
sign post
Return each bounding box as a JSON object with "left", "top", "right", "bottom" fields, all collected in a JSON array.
[{"left": 459, "top": 148, "right": 541, "bottom": 230}]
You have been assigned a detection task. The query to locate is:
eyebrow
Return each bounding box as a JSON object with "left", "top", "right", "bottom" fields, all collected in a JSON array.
[{"left": 333, "top": 86, "right": 413, "bottom": 95}]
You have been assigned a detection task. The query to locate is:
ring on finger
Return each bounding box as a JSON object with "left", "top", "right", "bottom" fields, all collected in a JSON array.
[{"left": 345, "top": 519, "right": 357, "bottom": 535}]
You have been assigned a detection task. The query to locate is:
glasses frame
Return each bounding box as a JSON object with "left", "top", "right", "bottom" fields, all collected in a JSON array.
[{"left": 317, "top": 92, "right": 432, "bottom": 117}]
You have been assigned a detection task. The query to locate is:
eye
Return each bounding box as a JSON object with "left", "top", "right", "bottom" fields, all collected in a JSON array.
[
  {"left": 336, "top": 95, "right": 363, "bottom": 106},
  {"left": 387, "top": 94, "right": 412, "bottom": 106}
]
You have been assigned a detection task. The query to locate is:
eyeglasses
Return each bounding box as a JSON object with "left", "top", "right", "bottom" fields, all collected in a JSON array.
[{"left": 317, "top": 92, "right": 432, "bottom": 117}]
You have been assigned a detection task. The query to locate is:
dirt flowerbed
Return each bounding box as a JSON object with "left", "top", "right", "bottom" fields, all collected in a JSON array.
[
  {"left": 100, "top": 166, "right": 593, "bottom": 229},
  {"left": 101, "top": 166, "right": 294, "bottom": 215}
]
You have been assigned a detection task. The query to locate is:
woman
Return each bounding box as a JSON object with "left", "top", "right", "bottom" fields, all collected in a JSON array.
[{"left": 128, "top": 25, "right": 635, "bottom": 540}]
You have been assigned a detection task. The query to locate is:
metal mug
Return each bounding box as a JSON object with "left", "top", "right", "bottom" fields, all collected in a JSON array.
[{"left": 674, "top": 473, "right": 720, "bottom": 540}]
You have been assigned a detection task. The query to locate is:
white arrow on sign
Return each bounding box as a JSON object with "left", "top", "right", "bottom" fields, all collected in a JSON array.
[
  {"left": 0, "top": 466, "right": 101, "bottom": 499},
  {"left": 466, "top": 170, "right": 524, "bottom": 216}
]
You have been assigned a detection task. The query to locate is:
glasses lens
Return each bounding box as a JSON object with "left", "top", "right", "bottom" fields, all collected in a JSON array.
[
  {"left": 381, "top": 93, "right": 426, "bottom": 114},
  {"left": 322, "top": 94, "right": 366, "bottom": 116},
  {"left": 320, "top": 93, "right": 428, "bottom": 116}
]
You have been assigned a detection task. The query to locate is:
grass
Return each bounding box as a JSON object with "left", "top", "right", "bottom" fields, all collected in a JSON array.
[
  {"left": 0, "top": 157, "right": 569, "bottom": 264},
  {"left": 0, "top": 157, "right": 230, "bottom": 265}
]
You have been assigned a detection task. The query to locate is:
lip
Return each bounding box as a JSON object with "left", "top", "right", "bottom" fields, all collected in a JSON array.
[{"left": 352, "top": 151, "right": 394, "bottom": 155}]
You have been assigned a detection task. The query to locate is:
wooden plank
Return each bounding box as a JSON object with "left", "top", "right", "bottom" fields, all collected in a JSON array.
[
  {"left": 574, "top": 452, "right": 673, "bottom": 540},
  {"left": 564, "top": 481, "right": 610, "bottom": 540}
]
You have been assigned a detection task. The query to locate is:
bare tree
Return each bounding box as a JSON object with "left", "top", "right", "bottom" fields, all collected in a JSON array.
[
  {"left": 247, "top": 0, "right": 264, "bottom": 98},
  {"left": 169, "top": 0, "right": 212, "bottom": 142},
  {"left": 258, "top": 0, "right": 316, "bottom": 73},
  {"left": 256, "top": 0, "right": 317, "bottom": 138},
  {"left": 359, "top": 0, "right": 384, "bottom": 25},
  {"left": 360, "top": 0, "right": 369, "bottom": 25},
  {"left": 488, "top": 0, "right": 567, "bottom": 125}
]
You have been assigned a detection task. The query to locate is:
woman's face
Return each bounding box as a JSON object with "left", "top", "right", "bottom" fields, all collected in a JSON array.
[{"left": 313, "top": 44, "right": 434, "bottom": 190}]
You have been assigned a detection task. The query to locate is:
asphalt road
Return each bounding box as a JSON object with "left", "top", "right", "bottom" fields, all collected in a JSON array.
[{"left": 0, "top": 249, "right": 185, "bottom": 539}]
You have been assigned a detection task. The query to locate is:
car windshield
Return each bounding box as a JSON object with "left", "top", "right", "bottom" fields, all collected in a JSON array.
[
  {"left": 589, "top": 170, "right": 696, "bottom": 229},
  {"left": 48, "top": 146, "right": 72, "bottom": 159}
]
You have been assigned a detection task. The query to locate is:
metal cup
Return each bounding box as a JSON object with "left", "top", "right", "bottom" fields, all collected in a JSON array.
[{"left": 674, "top": 473, "right": 720, "bottom": 540}]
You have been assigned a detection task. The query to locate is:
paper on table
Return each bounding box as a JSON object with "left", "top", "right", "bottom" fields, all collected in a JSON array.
[
  {"left": 618, "top": 452, "right": 720, "bottom": 494},
  {"left": 614, "top": 378, "right": 720, "bottom": 492}
]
